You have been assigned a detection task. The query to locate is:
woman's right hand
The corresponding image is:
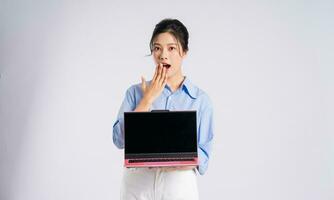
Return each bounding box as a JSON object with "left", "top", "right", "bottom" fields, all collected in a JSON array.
[
  {"left": 141, "top": 63, "right": 168, "bottom": 103},
  {"left": 134, "top": 63, "right": 168, "bottom": 112}
]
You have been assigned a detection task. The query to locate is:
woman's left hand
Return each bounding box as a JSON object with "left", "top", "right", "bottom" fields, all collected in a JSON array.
[{"left": 161, "top": 166, "right": 196, "bottom": 172}]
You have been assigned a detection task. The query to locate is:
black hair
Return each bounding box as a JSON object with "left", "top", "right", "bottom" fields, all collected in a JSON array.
[{"left": 148, "top": 18, "right": 189, "bottom": 56}]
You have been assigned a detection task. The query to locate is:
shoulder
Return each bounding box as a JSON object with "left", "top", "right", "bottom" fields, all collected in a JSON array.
[
  {"left": 126, "top": 82, "right": 142, "bottom": 94},
  {"left": 124, "top": 82, "right": 146, "bottom": 102},
  {"left": 187, "top": 81, "right": 213, "bottom": 115},
  {"left": 197, "top": 88, "right": 213, "bottom": 110},
  {"left": 196, "top": 87, "right": 211, "bottom": 101},
  {"left": 188, "top": 81, "right": 213, "bottom": 107}
]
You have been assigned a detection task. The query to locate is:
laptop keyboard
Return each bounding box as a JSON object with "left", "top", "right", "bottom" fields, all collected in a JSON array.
[{"left": 129, "top": 158, "right": 195, "bottom": 163}]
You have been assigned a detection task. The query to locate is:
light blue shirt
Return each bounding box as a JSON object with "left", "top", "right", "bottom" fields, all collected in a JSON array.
[{"left": 112, "top": 77, "right": 214, "bottom": 175}]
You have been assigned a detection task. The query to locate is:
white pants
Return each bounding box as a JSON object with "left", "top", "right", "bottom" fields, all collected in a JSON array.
[{"left": 121, "top": 168, "right": 199, "bottom": 200}]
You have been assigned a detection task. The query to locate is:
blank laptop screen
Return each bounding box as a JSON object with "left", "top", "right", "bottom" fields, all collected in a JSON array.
[{"left": 124, "top": 111, "right": 197, "bottom": 154}]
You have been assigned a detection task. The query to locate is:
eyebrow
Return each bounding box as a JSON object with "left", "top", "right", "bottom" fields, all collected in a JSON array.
[{"left": 153, "top": 42, "right": 178, "bottom": 46}]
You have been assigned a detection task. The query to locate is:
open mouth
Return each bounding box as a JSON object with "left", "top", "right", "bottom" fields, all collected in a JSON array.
[{"left": 162, "top": 64, "right": 171, "bottom": 69}]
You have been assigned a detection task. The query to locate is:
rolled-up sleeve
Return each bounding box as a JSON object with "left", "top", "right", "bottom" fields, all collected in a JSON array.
[
  {"left": 112, "top": 87, "right": 136, "bottom": 149},
  {"left": 197, "top": 100, "right": 214, "bottom": 175}
]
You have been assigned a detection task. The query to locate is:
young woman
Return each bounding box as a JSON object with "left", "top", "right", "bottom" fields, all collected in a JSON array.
[{"left": 112, "top": 18, "right": 214, "bottom": 200}]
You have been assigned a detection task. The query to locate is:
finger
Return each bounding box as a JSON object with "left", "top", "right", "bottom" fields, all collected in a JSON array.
[
  {"left": 163, "top": 70, "right": 168, "bottom": 85},
  {"left": 141, "top": 76, "right": 146, "bottom": 91},
  {"left": 152, "top": 65, "right": 159, "bottom": 82},
  {"left": 163, "top": 167, "right": 175, "bottom": 172},
  {"left": 158, "top": 66, "right": 167, "bottom": 86},
  {"left": 161, "top": 66, "right": 168, "bottom": 85},
  {"left": 156, "top": 63, "right": 163, "bottom": 83}
]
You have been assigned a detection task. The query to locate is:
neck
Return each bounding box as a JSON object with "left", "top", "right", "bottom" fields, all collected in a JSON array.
[{"left": 166, "top": 73, "right": 185, "bottom": 92}]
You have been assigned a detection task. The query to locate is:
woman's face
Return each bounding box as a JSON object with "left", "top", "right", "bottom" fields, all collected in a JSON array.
[{"left": 152, "top": 32, "right": 187, "bottom": 78}]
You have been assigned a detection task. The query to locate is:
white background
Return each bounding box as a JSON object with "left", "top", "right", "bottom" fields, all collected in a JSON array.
[{"left": 1, "top": 0, "right": 333, "bottom": 199}]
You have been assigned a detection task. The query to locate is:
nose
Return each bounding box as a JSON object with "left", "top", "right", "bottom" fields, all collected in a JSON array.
[{"left": 159, "top": 49, "right": 168, "bottom": 60}]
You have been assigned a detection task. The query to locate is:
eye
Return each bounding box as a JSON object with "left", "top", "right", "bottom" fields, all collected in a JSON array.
[
  {"left": 169, "top": 47, "right": 176, "bottom": 51},
  {"left": 153, "top": 46, "right": 160, "bottom": 51}
]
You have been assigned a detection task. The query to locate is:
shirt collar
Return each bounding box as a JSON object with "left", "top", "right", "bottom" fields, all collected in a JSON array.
[{"left": 181, "top": 76, "right": 198, "bottom": 99}]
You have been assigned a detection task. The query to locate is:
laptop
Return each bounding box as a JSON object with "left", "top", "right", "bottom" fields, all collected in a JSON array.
[{"left": 124, "top": 110, "right": 198, "bottom": 167}]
